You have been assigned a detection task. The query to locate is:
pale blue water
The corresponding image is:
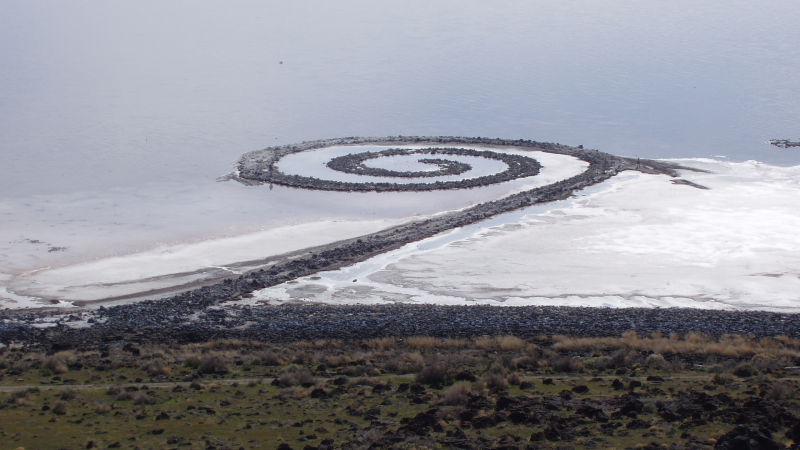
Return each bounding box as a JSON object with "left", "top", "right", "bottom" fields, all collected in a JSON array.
[{"left": 1, "top": 0, "right": 799, "bottom": 199}]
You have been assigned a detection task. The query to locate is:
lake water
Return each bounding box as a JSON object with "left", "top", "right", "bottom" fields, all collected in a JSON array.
[
  {"left": 2, "top": 1, "right": 799, "bottom": 198},
  {"left": 2, "top": 1, "right": 800, "bottom": 307}
]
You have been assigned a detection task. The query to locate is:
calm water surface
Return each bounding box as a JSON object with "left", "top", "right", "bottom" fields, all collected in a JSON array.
[
  {"left": 2, "top": 1, "right": 800, "bottom": 279},
  {"left": 1, "top": 0, "right": 799, "bottom": 199}
]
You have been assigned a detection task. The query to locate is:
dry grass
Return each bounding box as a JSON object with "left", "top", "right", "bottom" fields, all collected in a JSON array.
[
  {"left": 474, "top": 335, "right": 527, "bottom": 352},
  {"left": 497, "top": 336, "right": 526, "bottom": 351},
  {"left": 438, "top": 338, "right": 470, "bottom": 349},
  {"left": 441, "top": 382, "right": 471, "bottom": 405},
  {"left": 254, "top": 350, "right": 286, "bottom": 366},
  {"left": 324, "top": 354, "right": 353, "bottom": 367},
  {"left": 552, "top": 331, "right": 800, "bottom": 358},
  {"left": 132, "top": 393, "right": 155, "bottom": 405},
  {"left": 59, "top": 389, "right": 76, "bottom": 401},
  {"left": 144, "top": 359, "right": 172, "bottom": 377},
  {"left": 405, "top": 336, "right": 436, "bottom": 350},
  {"left": 363, "top": 337, "right": 396, "bottom": 350},
  {"left": 94, "top": 402, "right": 111, "bottom": 414},
  {"left": 349, "top": 376, "right": 382, "bottom": 387},
  {"left": 199, "top": 353, "right": 232, "bottom": 374},
  {"left": 486, "top": 373, "right": 508, "bottom": 389},
  {"left": 645, "top": 353, "right": 670, "bottom": 369},
  {"left": 42, "top": 351, "right": 74, "bottom": 374},
  {"left": 276, "top": 365, "right": 315, "bottom": 387},
  {"left": 51, "top": 401, "right": 68, "bottom": 415},
  {"left": 766, "top": 381, "right": 796, "bottom": 400},
  {"left": 553, "top": 357, "right": 585, "bottom": 373},
  {"left": 278, "top": 386, "right": 309, "bottom": 400},
  {"left": 383, "top": 351, "right": 424, "bottom": 374},
  {"left": 416, "top": 364, "right": 447, "bottom": 384}
]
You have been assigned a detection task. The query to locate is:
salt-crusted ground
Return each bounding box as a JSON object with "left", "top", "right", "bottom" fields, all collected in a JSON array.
[
  {"left": 0, "top": 147, "right": 586, "bottom": 308},
  {"left": 251, "top": 159, "right": 800, "bottom": 312}
]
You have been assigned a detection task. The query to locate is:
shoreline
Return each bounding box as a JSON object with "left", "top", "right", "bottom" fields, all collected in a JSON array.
[
  {"left": 0, "top": 136, "right": 749, "bottom": 350},
  {"left": 3, "top": 304, "right": 800, "bottom": 351}
]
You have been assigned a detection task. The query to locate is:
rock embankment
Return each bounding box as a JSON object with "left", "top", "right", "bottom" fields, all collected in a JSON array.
[
  {"left": 3, "top": 304, "right": 800, "bottom": 351},
  {"left": 769, "top": 139, "right": 800, "bottom": 148}
]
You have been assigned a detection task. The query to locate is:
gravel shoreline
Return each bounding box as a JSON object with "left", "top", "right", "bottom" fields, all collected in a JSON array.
[{"left": 3, "top": 304, "right": 800, "bottom": 352}]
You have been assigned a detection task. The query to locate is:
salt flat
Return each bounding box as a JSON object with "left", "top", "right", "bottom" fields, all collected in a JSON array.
[
  {"left": 0, "top": 147, "right": 586, "bottom": 308},
  {"left": 252, "top": 159, "right": 800, "bottom": 312}
]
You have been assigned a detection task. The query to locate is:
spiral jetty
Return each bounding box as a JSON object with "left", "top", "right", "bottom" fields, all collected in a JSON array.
[{"left": 5, "top": 136, "right": 764, "bottom": 352}]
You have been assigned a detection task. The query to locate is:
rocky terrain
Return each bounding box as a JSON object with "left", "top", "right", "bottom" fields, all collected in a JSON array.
[
  {"left": 2, "top": 305, "right": 800, "bottom": 353},
  {"left": 1, "top": 334, "right": 799, "bottom": 450},
  {"left": 769, "top": 139, "right": 800, "bottom": 149}
]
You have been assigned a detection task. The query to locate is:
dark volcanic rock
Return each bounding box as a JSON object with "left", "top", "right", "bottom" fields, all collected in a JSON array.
[
  {"left": 714, "top": 425, "right": 782, "bottom": 450},
  {"left": 397, "top": 409, "right": 439, "bottom": 436}
]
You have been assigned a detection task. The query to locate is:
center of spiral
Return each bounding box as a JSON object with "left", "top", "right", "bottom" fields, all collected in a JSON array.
[{"left": 326, "top": 149, "right": 473, "bottom": 178}]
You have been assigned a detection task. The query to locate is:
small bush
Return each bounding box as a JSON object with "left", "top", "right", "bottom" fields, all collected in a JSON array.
[
  {"left": 279, "top": 386, "right": 309, "bottom": 400},
  {"left": 766, "top": 381, "right": 795, "bottom": 400},
  {"left": 324, "top": 355, "right": 352, "bottom": 368},
  {"left": 144, "top": 359, "right": 172, "bottom": 377},
  {"left": 291, "top": 351, "right": 315, "bottom": 365},
  {"left": 507, "top": 372, "right": 521, "bottom": 386},
  {"left": 115, "top": 391, "right": 134, "bottom": 401},
  {"left": 590, "top": 356, "right": 612, "bottom": 370},
  {"left": 255, "top": 351, "right": 286, "bottom": 366},
  {"left": 384, "top": 352, "right": 424, "bottom": 374},
  {"left": 609, "top": 349, "right": 636, "bottom": 369},
  {"left": 751, "top": 353, "right": 780, "bottom": 371},
  {"left": 645, "top": 354, "right": 670, "bottom": 370},
  {"left": 497, "top": 336, "right": 525, "bottom": 351},
  {"left": 105, "top": 385, "right": 122, "bottom": 396},
  {"left": 51, "top": 401, "right": 68, "bottom": 415},
  {"left": 4, "top": 388, "right": 38, "bottom": 406},
  {"left": 94, "top": 402, "right": 111, "bottom": 414},
  {"left": 132, "top": 393, "right": 155, "bottom": 405},
  {"left": 42, "top": 354, "right": 69, "bottom": 374},
  {"left": 276, "top": 366, "right": 315, "bottom": 387},
  {"left": 183, "top": 358, "right": 201, "bottom": 369},
  {"left": 441, "top": 382, "right": 471, "bottom": 405},
  {"left": 514, "top": 355, "right": 540, "bottom": 369},
  {"left": 713, "top": 372, "right": 735, "bottom": 385},
  {"left": 7, "top": 389, "right": 33, "bottom": 406},
  {"left": 416, "top": 365, "right": 447, "bottom": 384},
  {"left": 486, "top": 373, "right": 508, "bottom": 389},
  {"left": 496, "top": 354, "right": 517, "bottom": 369},
  {"left": 553, "top": 357, "right": 585, "bottom": 373},
  {"left": 733, "top": 363, "right": 757, "bottom": 378},
  {"left": 59, "top": 389, "right": 76, "bottom": 401},
  {"left": 199, "top": 354, "right": 231, "bottom": 374}
]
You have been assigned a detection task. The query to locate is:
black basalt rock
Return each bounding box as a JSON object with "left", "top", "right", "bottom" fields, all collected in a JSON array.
[{"left": 715, "top": 425, "right": 782, "bottom": 450}]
